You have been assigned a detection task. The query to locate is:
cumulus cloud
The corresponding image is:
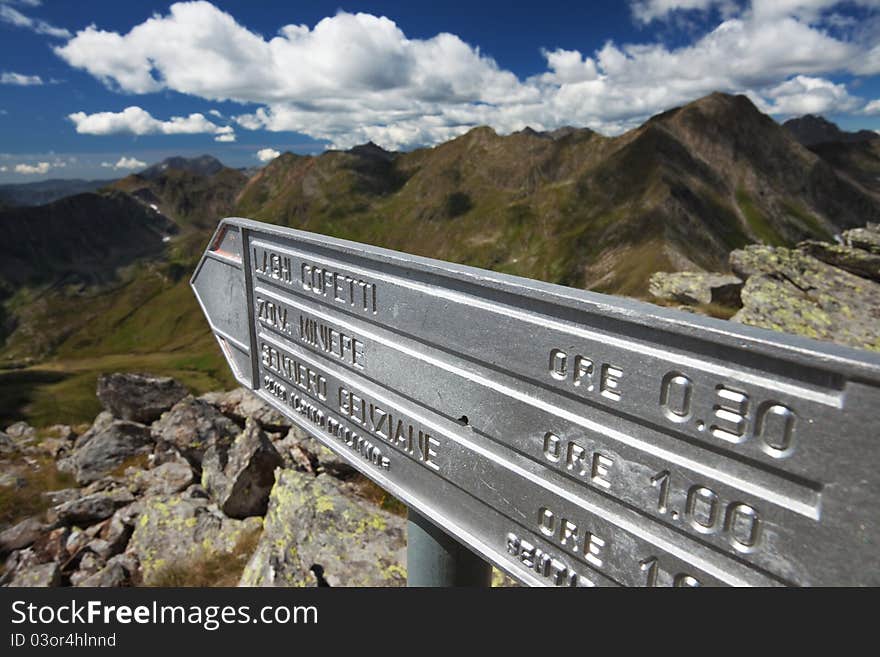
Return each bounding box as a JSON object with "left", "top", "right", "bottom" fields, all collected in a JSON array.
[
  {"left": 14, "top": 161, "right": 51, "bottom": 174},
  {"left": 255, "top": 148, "right": 280, "bottom": 162},
  {"left": 0, "top": 72, "right": 42, "bottom": 85},
  {"left": 53, "top": 2, "right": 880, "bottom": 149},
  {"left": 68, "top": 106, "right": 235, "bottom": 141},
  {"left": 100, "top": 156, "right": 147, "bottom": 170},
  {"left": 864, "top": 99, "right": 880, "bottom": 115},
  {"left": 0, "top": 2, "right": 71, "bottom": 39},
  {"left": 759, "top": 75, "right": 861, "bottom": 115}
]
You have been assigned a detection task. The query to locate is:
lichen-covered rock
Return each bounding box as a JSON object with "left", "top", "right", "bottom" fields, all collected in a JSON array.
[
  {"left": 0, "top": 517, "right": 46, "bottom": 556},
  {"left": 798, "top": 240, "right": 880, "bottom": 281},
  {"left": 240, "top": 469, "right": 406, "bottom": 587},
  {"left": 6, "top": 560, "right": 61, "bottom": 587},
  {"left": 127, "top": 459, "right": 194, "bottom": 496},
  {"left": 730, "top": 245, "right": 880, "bottom": 351},
  {"left": 97, "top": 372, "right": 188, "bottom": 423},
  {"left": 151, "top": 396, "right": 240, "bottom": 470},
  {"left": 201, "top": 388, "right": 290, "bottom": 431},
  {"left": 60, "top": 419, "right": 154, "bottom": 484},
  {"left": 844, "top": 224, "right": 880, "bottom": 254},
  {"left": 127, "top": 494, "right": 262, "bottom": 585},
  {"left": 648, "top": 271, "right": 743, "bottom": 306},
  {"left": 50, "top": 488, "right": 135, "bottom": 527},
  {"left": 293, "top": 435, "right": 357, "bottom": 479},
  {"left": 202, "top": 418, "right": 282, "bottom": 519}
]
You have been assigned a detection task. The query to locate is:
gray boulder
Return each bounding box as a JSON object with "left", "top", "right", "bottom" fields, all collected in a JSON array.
[
  {"left": 798, "top": 240, "right": 880, "bottom": 281},
  {"left": 240, "top": 469, "right": 406, "bottom": 587},
  {"left": 0, "top": 517, "right": 46, "bottom": 556},
  {"left": 151, "top": 396, "right": 240, "bottom": 469},
  {"left": 202, "top": 418, "right": 282, "bottom": 519},
  {"left": 844, "top": 225, "right": 880, "bottom": 254},
  {"left": 731, "top": 245, "right": 880, "bottom": 352},
  {"left": 127, "top": 459, "right": 194, "bottom": 496},
  {"left": 50, "top": 488, "right": 135, "bottom": 527},
  {"left": 61, "top": 419, "right": 153, "bottom": 485},
  {"left": 97, "top": 372, "right": 188, "bottom": 423},
  {"left": 648, "top": 271, "right": 743, "bottom": 306}
]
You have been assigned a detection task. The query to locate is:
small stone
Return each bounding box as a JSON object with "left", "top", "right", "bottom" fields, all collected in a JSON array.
[
  {"left": 6, "top": 561, "right": 61, "bottom": 587},
  {"left": 0, "top": 517, "right": 46, "bottom": 556}
]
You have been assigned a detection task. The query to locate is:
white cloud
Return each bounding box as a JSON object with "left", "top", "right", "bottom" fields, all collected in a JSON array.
[
  {"left": 631, "top": 1, "right": 738, "bottom": 24},
  {"left": 256, "top": 148, "right": 280, "bottom": 162},
  {"left": 14, "top": 161, "right": 51, "bottom": 174},
  {"left": 68, "top": 106, "right": 233, "bottom": 140},
  {"left": 53, "top": 2, "right": 880, "bottom": 149},
  {"left": 214, "top": 125, "right": 236, "bottom": 141},
  {"left": 864, "top": 99, "right": 880, "bottom": 115},
  {"left": 0, "top": 3, "right": 71, "bottom": 39},
  {"left": 0, "top": 72, "right": 42, "bottom": 85},
  {"left": 0, "top": 166, "right": 7, "bottom": 172},
  {"left": 208, "top": 109, "right": 223, "bottom": 117},
  {"left": 100, "top": 156, "right": 147, "bottom": 170}
]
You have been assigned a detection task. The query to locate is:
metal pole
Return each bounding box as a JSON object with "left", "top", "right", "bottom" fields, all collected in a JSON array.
[{"left": 406, "top": 508, "right": 492, "bottom": 587}]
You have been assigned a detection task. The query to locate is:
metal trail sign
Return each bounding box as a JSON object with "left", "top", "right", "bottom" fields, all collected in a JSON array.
[{"left": 192, "top": 217, "right": 880, "bottom": 587}]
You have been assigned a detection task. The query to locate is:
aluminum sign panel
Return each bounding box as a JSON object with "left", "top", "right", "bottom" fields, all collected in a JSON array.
[{"left": 191, "top": 218, "right": 880, "bottom": 586}]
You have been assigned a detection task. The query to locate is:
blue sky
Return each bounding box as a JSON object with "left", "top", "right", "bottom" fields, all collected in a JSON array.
[{"left": 1, "top": 0, "right": 879, "bottom": 181}]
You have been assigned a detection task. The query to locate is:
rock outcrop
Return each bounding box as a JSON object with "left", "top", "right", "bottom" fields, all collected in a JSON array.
[
  {"left": 648, "top": 272, "right": 743, "bottom": 306},
  {"left": 128, "top": 493, "right": 262, "bottom": 585},
  {"left": 241, "top": 469, "right": 406, "bottom": 587},
  {"left": 648, "top": 223, "right": 880, "bottom": 353}
]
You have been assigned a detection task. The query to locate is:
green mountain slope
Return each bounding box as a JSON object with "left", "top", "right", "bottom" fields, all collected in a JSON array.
[{"left": 237, "top": 93, "right": 876, "bottom": 296}]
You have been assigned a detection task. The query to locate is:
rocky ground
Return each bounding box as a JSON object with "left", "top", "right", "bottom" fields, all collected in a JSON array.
[
  {"left": 0, "top": 373, "right": 412, "bottom": 587},
  {"left": 649, "top": 223, "right": 880, "bottom": 351}
]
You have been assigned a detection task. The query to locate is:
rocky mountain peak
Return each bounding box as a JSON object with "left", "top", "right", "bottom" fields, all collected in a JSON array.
[{"left": 783, "top": 114, "right": 878, "bottom": 147}]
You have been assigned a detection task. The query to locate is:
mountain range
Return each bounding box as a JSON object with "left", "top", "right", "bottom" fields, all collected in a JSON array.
[{"left": 1, "top": 91, "right": 878, "bottom": 427}]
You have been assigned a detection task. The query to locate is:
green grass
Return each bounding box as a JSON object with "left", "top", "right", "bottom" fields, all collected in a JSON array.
[
  {"left": 736, "top": 187, "right": 786, "bottom": 246},
  {"left": 781, "top": 200, "right": 834, "bottom": 241},
  {"left": 148, "top": 526, "right": 263, "bottom": 587},
  {"left": 0, "top": 454, "right": 76, "bottom": 528}
]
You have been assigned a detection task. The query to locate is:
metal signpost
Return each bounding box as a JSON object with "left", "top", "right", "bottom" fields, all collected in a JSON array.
[{"left": 192, "top": 217, "right": 880, "bottom": 587}]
